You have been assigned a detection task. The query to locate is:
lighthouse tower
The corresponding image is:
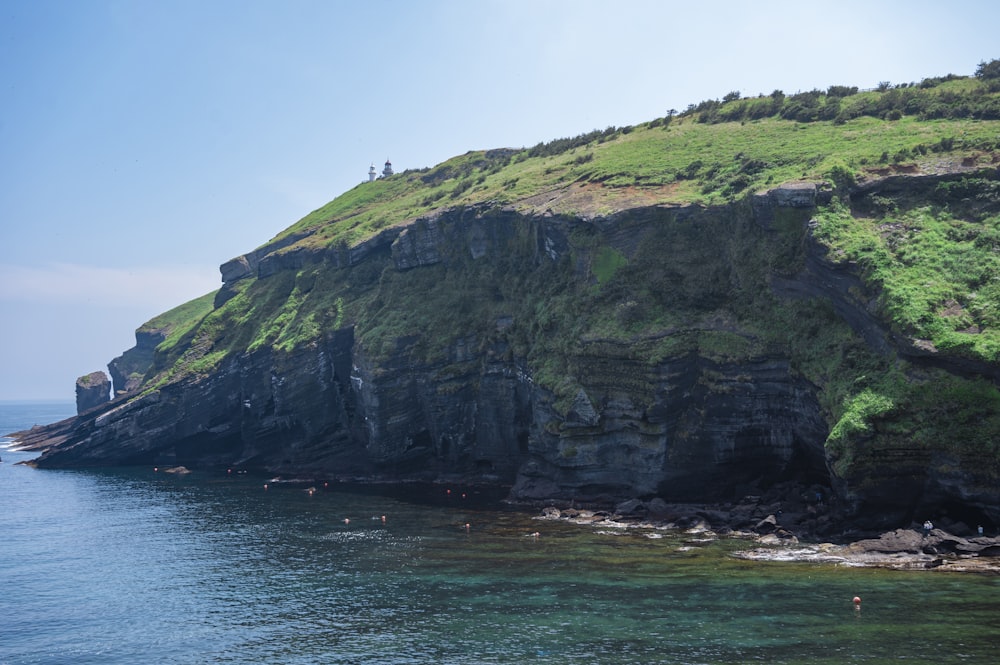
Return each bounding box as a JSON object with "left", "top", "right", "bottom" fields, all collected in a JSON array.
[
  {"left": 382, "top": 159, "right": 393, "bottom": 178},
  {"left": 368, "top": 164, "right": 377, "bottom": 182}
]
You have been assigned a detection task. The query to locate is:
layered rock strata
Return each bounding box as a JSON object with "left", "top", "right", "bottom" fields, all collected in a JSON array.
[{"left": 12, "top": 177, "right": 1000, "bottom": 537}]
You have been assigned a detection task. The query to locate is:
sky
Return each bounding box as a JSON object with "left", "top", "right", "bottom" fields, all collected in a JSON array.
[{"left": 1, "top": 0, "right": 998, "bottom": 401}]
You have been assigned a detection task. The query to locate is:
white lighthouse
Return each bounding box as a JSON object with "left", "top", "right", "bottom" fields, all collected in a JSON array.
[{"left": 368, "top": 164, "right": 377, "bottom": 182}]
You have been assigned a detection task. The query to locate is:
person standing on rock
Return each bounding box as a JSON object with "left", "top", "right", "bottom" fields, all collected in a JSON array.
[{"left": 922, "top": 520, "right": 933, "bottom": 536}]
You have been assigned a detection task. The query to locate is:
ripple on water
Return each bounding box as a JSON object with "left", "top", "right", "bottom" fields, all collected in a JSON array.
[{"left": 2, "top": 439, "right": 1000, "bottom": 664}]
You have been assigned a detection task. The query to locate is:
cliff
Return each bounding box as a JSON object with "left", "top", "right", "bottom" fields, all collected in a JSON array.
[{"left": 12, "top": 69, "right": 1000, "bottom": 537}]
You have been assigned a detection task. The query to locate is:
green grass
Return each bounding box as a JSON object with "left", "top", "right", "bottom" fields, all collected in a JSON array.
[
  {"left": 252, "top": 74, "right": 1000, "bottom": 260},
  {"left": 813, "top": 198, "right": 1000, "bottom": 362},
  {"left": 591, "top": 246, "right": 627, "bottom": 284},
  {"left": 142, "top": 290, "right": 218, "bottom": 355}
]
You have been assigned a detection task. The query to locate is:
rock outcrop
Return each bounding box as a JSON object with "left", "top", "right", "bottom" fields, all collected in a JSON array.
[
  {"left": 75, "top": 371, "right": 111, "bottom": 414},
  {"left": 108, "top": 330, "right": 164, "bottom": 395},
  {"left": 11, "top": 173, "right": 1000, "bottom": 539}
]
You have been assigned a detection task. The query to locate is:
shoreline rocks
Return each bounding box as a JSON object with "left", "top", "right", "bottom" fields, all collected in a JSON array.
[
  {"left": 535, "top": 502, "right": 1000, "bottom": 574},
  {"left": 734, "top": 527, "right": 1000, "bottom": 574}
]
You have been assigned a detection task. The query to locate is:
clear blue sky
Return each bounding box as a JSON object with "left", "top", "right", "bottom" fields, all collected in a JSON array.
[{"left": 2, "top": 0, "right": 998, "bottom": 401}]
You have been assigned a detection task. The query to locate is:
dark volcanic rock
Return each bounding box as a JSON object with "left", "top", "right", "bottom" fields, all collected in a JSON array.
[
  {"left": 75, "top": 371, "right": 111, "bottom": 414},
  {"left": 15, "top": 179, "right": 1000, "bottom": 535},
  {"left": 511, "top": 353, "right": 830, "bottom": 504},
  {"left": 40, "top": 331, "right": 361, "bottom": 472},
  {"left": 108, "top": 330, "right": 164, "bottom": 395}
]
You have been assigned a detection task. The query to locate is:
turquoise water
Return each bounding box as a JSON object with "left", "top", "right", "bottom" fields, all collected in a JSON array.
[{"left": 2, "top": 401, "right": 999, "bottom": 664}]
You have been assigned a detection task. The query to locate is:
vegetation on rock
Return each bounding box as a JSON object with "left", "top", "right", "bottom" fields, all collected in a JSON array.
[{"left": 118, "top": 61, "right": 1000, "bottom": 508}]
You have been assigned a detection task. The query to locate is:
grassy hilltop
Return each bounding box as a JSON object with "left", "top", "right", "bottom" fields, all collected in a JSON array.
[
  {"left": 131, "top": 61, "right": 1000, "bottom": 496},
  {"left": 278, "top": 66, "right": 1000, "bottom": 246}
]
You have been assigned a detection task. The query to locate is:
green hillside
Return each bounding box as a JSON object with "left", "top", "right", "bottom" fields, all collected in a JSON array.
[
  {"left": 129, "top": 62, "right": 1000, "bottom": 492},
  {"left": 276, "top": 71, "right": 1000, "bottom": 251}
]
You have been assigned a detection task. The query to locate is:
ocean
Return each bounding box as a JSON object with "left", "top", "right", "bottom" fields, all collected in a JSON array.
[{"left": 2, "top": 400, "right": 999, "bottom": 664}]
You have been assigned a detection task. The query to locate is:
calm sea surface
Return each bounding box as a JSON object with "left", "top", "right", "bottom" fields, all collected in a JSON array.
[{"left": 2, "top": 400, "right": 999, "bottom": 664}]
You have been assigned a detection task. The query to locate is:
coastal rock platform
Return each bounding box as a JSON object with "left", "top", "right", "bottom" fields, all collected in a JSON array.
[{"left": 537, "top": 503, "right": 1000, "bottom": 574}]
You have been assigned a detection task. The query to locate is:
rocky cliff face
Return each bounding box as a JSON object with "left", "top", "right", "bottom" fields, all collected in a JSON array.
[
  {"left": 15, "top": 177, "right": 1000, "bottom": 535},
  {"left": 108, "top": 330, "right": 165, "bottom": 395},
  {"left": 75, "top": 371, "right": 111, "bottom": 414}
]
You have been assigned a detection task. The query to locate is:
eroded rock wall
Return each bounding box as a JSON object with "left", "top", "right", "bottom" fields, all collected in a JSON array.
[{"left": 20, "top": 182, "right": 1000, "bottom": 532}]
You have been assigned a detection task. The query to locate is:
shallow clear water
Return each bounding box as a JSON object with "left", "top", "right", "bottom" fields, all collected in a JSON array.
[{"left": 2, "top": 401, "right": 999, "bottom": 664}]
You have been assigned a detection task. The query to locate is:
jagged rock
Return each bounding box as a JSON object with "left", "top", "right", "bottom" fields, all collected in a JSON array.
[
  {"left": 392, "top": 218, "right": 443, "bottom": 269},
  {"left": 108, "top": 330, "right": 165, "bottom": 395},
  {"left": 754, "top": 514, "right": 778, "bottom": 534},
  {"left": 615, "top": 498, "right": 646, "bottom": 516},
  {"left": 751, "top": 181, "right": 823, "bottom": 229},
  {"left": 881, "top": 528, "right": 927, "bottom": 552},
  {"left": 773, "top": 181, "right": 819, "bottom": 207},
  {"left": 219, "top": 253, "right": 257, "bottom": 283},
  {"left": 257, "top": 246, "right": 316, "bottom": 278},
  {"left": 566, "top": 388, "right": 600, "bottom": 427},
  {"left": 75, "top": 371, "right": 110, "bottom": 414},
  {"left": 848, "top": 528, "right": 931, "bottom": 555}
]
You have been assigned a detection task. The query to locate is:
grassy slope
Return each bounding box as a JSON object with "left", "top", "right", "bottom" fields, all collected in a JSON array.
[
  {"left": 276, "top": 113, "right": 996, "bottom": 250},
  {"left": 271, "top": 77, "right": 999, "bottom": 254},
  {"left": 141, "top": 291, "right": 218, "bottom": 346}
]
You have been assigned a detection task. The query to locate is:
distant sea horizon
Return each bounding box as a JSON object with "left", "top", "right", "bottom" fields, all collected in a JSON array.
[
  {"left": 0, "top": 399, "right": 75, "bottom": 438},
  {"left": 0, "top": 397, "right": 74, "bottom": 403}
]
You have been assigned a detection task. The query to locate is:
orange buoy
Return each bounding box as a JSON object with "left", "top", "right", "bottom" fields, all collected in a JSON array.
[{"left": 853, "top": 596, "right": 861, "bottom": 606}]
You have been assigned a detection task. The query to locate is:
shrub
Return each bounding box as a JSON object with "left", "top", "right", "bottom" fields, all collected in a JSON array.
[
  {"left": 827, "top": 85, "right": 859, "bottom": 98},
  {"left": 975, "top": 58, "right": 1000, "bottom": 80},
  {"left": 828, "top": 388, "right": 896, "bottom": 447},
  {"left": 827, "top": 162, "right": 856, "bottom": 189}
]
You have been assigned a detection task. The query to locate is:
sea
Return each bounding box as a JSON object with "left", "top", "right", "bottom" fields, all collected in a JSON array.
[{"left": 2, "top": 400, "right": 999, "bottom": 664}]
